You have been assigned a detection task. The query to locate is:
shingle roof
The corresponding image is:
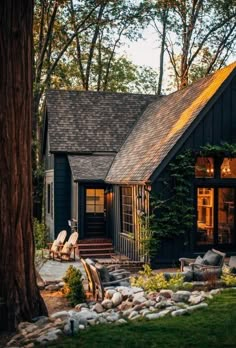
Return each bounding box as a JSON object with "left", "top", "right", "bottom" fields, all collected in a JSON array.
[
  {"left": 46, "top": 90, "right": 157, "bottom": 153},
  {"left": 68, "top": 155, "right": 114, "bottom": 181},
  {"left": 106, "top": 62, "right": 236, "bottom": 183}
]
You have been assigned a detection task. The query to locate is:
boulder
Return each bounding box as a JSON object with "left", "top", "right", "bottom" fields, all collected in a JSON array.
[
  {"left": 75, "top": 303, "right": 89, "bottom": 311},
  {"left": 172, "top": 291, "right": 191, "bottom": 302}
]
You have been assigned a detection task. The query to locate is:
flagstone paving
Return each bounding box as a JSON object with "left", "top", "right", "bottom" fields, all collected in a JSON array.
[{"left": 38, "top": 257, "right": 85, "bottom": 282}]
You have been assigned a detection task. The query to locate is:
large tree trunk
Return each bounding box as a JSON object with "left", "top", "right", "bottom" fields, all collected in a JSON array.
[{"left": 0, "top": 0, "right": 47, "bottom": 331}]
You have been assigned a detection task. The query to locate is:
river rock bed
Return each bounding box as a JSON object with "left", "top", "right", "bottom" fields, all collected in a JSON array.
[{"left": 6, "top": 286, "right": 227, "bottom": 347}]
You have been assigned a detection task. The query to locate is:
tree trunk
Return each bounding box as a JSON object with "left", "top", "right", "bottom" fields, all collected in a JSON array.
[{"left": 0, "top": 0, "right": 47, "bottom": 331}]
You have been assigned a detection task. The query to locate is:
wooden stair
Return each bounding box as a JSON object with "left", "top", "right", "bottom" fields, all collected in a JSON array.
[{"left": 78, "top": 238, "right": 115, "bottom": 259}]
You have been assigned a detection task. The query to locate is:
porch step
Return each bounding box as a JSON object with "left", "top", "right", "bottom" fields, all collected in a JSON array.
[{"left": 78, "top": 238, "right": 115, "bottom": 258}]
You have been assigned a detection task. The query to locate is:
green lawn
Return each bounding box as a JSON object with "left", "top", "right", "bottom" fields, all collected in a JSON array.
[{"left": 48, "top": 289, "right": 236, "bottom": 348}]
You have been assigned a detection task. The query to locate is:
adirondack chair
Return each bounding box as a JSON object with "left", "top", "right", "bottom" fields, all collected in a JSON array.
[
  {"left": 42, "top": 230, "right": 67, "bottom": 259},
  {"left": 57, "top": 231, "right": 79, "bottom": 261},
  {"left": 89, "top": 263, "right": 130, "bottom": 301},
  {"left": 80, "top": 257, "right": 95, "bottom": 296}
]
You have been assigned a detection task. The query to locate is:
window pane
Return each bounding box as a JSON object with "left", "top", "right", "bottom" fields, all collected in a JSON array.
[
  {"left": 197, "top": 188, "right": 214, "bottom": 244},
  {"left": 221, "top": 158, "right": 236, "bottom": 178},
  {"left": 121, "top": 187, "right": 133, "bottom": 234},
  {"left": 195, "top": 157, "right": 214, "bottom": 178},
  {"left": 218, "top": 188, "right": 234, "bottom": 244}
]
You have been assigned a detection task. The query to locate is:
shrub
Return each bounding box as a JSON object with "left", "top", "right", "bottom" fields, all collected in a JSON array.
[
  {"left": 221, "top": 273, "right": 236, "bottom": 287},
  {"left": 33, "top": 218, "right": 49, "bottom": 249},
  {"left": 130, "top": 264, "right": 188, "bottom": 292},
  {"left": 63, "top": 266, "right": 86, "bottom": 306}
]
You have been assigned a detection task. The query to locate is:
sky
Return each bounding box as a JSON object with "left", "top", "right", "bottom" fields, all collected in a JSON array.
[{"left": 119, "top": 26, "right": 160, "bottom": 70}]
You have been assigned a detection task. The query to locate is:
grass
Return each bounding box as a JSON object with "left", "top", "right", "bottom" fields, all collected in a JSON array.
[{"left": 47, "top": 289, "right": 236, "bottom": 348}]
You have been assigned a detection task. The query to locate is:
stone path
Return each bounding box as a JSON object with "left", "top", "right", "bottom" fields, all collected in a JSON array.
[{"left": 38, "top": 258, "right": 85, "bottom": 282}]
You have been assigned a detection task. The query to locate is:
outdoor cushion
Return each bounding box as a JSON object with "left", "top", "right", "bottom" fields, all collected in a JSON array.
[
  {"left": 194, "top": 256, "right": 205, "bottom": 265},
  {"left": 203, "top": 250, "right": 222, "bottom": 266},
  {"left": 95, "top": 263, "right": 110, "bottom": 283},
  {"left": 51, "top": 240, "right": 59, "bottom": 252}
]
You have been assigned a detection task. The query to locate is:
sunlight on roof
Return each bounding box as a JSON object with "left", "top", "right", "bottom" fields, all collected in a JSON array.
[{"left": 165, "top": 63, "right": 236, "bottom": 143}]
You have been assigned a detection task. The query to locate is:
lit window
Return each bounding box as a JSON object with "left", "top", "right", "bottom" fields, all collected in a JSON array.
[
  {"left": 221, "top": 158, "right": 236, "bottom": 178},
  {"left": 195, "top": 157, "right": 214, "bottom": 178},
  {"left": 120, "top": 187, "right": 133, "bottom": 234}
]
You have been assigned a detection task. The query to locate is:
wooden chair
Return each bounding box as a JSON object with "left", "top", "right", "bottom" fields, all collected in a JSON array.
[
  {"left": 42, "top": 230, "right": 67, "bottom": 259},
  {"left": 89, "top": 263, "right": 130, "bottom": 301},
  {"left": 57, "top": 232, "right": 79, "bottom": 261},
  {"left": 80, "top": 257, "right": 95, "bottom": 296}
]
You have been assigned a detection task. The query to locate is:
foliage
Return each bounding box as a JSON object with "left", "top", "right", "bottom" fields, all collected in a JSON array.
[
  {"left": 47, "top": 290, "right": 236, "bottom": 348},
  {"left": 221, "top": 273, "right": 236, "bottom": 287},
  {"left": 140, "top": 150, "right": 195, "bottom": 259},
  {"left": 130, "top": 264, "right": 190, "bottom": 292},
  {"left": 63, "top": 266, "right": 86, "bottom": 306},
  {"left": 199, "top": 142, "right": 236, "bottom": 158},
  {"left": 33, "top": 218, "right": 49, "bottom": 249}
]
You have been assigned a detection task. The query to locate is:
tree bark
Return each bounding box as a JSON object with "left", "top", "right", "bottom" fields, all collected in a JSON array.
[{"left": 0, "top": 0, "right": 47, "bottom": 331}]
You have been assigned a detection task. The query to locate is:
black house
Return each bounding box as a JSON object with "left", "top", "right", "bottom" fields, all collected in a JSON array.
[{"left": 43, "top": 62, "right": 236, "bottom": 265}]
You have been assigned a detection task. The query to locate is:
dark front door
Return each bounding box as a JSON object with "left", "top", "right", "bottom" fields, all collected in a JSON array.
[{"left": 85, "top": 188, "right": 106, "bottom": 238}]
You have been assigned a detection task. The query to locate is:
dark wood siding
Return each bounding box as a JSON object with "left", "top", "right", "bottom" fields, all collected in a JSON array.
[
  {"left": 54, "top": 155, "right": 71, "bottom": 238},
  {"left": 151, "top": 76, "right": 236, "bottom": 266}
]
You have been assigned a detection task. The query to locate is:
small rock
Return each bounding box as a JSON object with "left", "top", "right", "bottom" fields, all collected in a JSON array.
[
  {"left": 140, "top": 309, "right": 151, "bottom": 317},
  {"left": 130, "top": 314, "right": 141, "bottom": 321},
  {"left": 128, "top": 311, "right": 139, "bottom": 319},
  {"left": 75, "top": 303, "right": 89, "bottom": 311},
  {"left": 98, "top": 317, "right": 107, "bottom": 324},
  {"left": 172, "top": 291, "right": 191, "bottom": 302},
  {"left": 146, "top": 309, "right": 170, "bottom": 320},
  {"left": 171, "top": 309, "right": 188, "bottom": 317},
  {"left": 101, "top": 299, "right": 113, "bottom": 309},
  {"left": 123, "top": 308, "right": 134, "bottom": 317},
  {"left": 188, "top": 295, "right": 204, "bottom": 305},
  {"left": 133, "top": 296, "right": 147, "bottom": 305},
  {"left": 133, "top": 304, "right": 145, "bottom": 311},
  {"left": 79, "top": 324, "right": 86, "bottom": 329},
  {"left": 87, "top": 319, "right": 97, "bottom": 326},
  {"left": 159, "top": 290, "right": 173, "bottom": 298},
  {"left": 92, "top": 303, "right": 105, "bottom": 313},
  {"left": 112, "top": 292, "right": 123, "bottom": 307},
  {"left": 50, "top": 311, "right": 69, "bottom": 320},
  {"left": 117, "top": 318, "right": 127, "bottom": 324},
  {"left": 210, "top": 289, "right": 222, "bottom": 296},
  {"left": 118, "top": 301, "right": 133, "bottom": 311},
  {"left": 187, "top": 303, "right": 208, "bottom": 312},
  {"left": 105, "top": 289, "right": 117, "bottom": 299},
  {"left": 107, "top": 313, "right": 120, "bottom": 322}
]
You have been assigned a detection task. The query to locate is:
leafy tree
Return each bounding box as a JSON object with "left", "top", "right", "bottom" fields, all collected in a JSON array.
[
  {"left": 150, "top": 0, "right": 236, "bottom": 90},
  {"left": 0, "top": 0, "right": 47, "bottom": 331}
]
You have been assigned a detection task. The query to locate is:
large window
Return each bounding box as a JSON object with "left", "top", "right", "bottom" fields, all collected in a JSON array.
[
  {"left": 120, "top": 186, "right": 133, "bottom": 234},
  {"left": 195, "top": 157, "right": 236, "bottom": 247}
]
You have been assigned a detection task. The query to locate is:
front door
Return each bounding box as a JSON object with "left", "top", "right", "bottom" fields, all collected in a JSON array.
[{"left": 85, "top": 188, "right": 106, "bottom": 238}]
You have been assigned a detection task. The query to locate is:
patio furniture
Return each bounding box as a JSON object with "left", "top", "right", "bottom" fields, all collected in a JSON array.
[
  {"left": 179, "top": 249, "right": 226, "bottom": 280},
  {"left": 89, "top": 263, "right": 130, "bottom": 301},
  {"left": 80, "top": 257, "right": 95, "bottom": 296},
  {"left": 42, "top": 230, "right": 67, "bottom": 259},
  {"left": 224, "top": 256, "right": 236, "bottom": 274},
  {"left": 57, "top": 232, "right": 79, "bottom": 261}
]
